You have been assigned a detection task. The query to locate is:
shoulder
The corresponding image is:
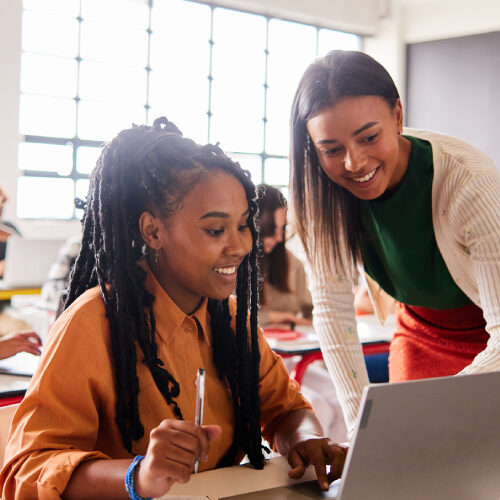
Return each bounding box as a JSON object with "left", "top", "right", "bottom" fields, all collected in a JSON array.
[
  {"left": 404, "top": 128, "right": 497, "bottom": 177},
  {"left": 47, "top": 286, "right": 110, "bottom": 352}
]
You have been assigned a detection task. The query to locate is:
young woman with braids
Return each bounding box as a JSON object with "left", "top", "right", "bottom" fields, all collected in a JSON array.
[
  {"left": 0, "top": 118, "right": 347, "bottom": 499},
  {"left": 290, "top": 50, "right": 500, "bottom": 437}
]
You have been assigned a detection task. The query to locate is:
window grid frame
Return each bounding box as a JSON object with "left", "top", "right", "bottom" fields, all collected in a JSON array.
[{"left": 19, "top": 0, "right": 361, "bottom": 219}]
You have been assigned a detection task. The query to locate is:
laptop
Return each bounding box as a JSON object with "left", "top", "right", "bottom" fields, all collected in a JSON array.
[
  {"left": 337, "top": 371, "right": 500, "bottom": 500},
  {"left": 0, "top": 236, "right": 65, "bottom": 289},
  {"left": 215, "top": 371, "right": 500, "bottom": 500}
]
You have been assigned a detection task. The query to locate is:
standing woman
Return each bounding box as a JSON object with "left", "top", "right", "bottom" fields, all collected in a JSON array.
[
  {"left": 290, "top": 50, "right": 500, "bottom": 435},
  {"left": 1, "top": 118, "right": 347, "bottom": 499}
]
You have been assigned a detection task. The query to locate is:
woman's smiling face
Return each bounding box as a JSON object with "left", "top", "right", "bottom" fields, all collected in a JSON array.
[
  {"left": 306, "top": 96, "right": 411, "bottom": 200},
  {"left": 143, "top": 170, "right": 253, "bottom": 314}
]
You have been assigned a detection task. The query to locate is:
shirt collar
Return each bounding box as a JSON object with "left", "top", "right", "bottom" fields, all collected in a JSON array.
[{"left": 138, "top": 258, "right": 210, "bottom": 345}]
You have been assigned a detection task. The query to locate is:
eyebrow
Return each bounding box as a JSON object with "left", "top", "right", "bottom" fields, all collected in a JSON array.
[
  {"left": 316, "top": 121, "right": 378, "bottom": 145},
  {"left": 199, "top": 209, "right": 249, "bottom": 220}
]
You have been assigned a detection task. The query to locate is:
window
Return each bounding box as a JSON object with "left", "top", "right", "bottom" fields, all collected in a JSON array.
[{"left": 19, "top": 0, "right": 361, "bottom": 219}]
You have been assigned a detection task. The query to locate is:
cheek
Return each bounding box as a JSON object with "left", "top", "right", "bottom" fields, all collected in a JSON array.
[
  {"left": 376, "top": 137, "right": 399, "bottom": 163},
  {"left": 320, "top": 158, "right": 344, "bottom": 182},
  {"left": 243, "top": 232, "right": 254, "bottom": 254}
]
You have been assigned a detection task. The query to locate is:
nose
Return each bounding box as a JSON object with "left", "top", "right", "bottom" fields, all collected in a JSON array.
[
  {"left": 274, "top": 228, "right": 284, "bottom": 244},
  {"left": 344, "top": 147, "right": 367, "bottom": 173},
  {"left": 225, "top": 228, "right": 252, "bottom": 257}
]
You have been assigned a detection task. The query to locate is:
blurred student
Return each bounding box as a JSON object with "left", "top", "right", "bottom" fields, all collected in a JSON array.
[
  {"left": 0, "top": 186, "right": 21, "bottom": 278},
  {"left": 40, "top": 235, "right": 81, "bottom": 310},
  {"left": 0, "top": 118, "right": 347, "bottom": 499},
  {"left": 256, "top": 184, "right": 313, "bottom": 328}
]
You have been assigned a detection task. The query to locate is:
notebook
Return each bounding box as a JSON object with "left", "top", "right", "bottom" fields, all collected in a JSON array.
[{"left": 0, "top": 236, "right": 64, "bottom": 289}]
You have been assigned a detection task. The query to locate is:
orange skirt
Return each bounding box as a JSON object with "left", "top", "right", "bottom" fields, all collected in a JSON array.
[{"left": 389, "top": 302, "right": 489, "bottom": 382}]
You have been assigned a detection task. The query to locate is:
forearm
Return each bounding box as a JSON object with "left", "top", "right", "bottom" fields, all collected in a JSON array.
[
  {"left": 273, "top": 409, "right": 324, "bottom": 457},
  {"left": 63, "top": 459, "right": 130, "bottom": 500}
]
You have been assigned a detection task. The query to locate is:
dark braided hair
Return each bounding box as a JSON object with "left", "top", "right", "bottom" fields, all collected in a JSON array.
[{"left": 65, "top": 117, "right": 265, "bottom": 468}]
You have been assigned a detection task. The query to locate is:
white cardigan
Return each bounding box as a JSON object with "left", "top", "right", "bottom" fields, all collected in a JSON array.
[{"left": 306, "top": 128, "right": 500, "bottom": 435}]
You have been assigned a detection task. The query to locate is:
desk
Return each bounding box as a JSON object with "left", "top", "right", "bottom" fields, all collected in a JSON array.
[
  {"left": 0, "top": 374, "right": 31, "bottom": 406},
  {"left": 162, "top": 455, "right": 340, "bottom": 500},
  {"left": 264, "top": 314, "right": 396, "bottom": 386}
]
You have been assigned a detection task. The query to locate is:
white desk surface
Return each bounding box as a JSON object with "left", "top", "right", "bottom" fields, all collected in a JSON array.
[
  {"left": 160, "top": 455, "right": 340, "bottom": 500},
  {"left": 0, "top": 373, "right": 31, "bottom": 396},
  {"left": 266, "top": 314, "right": 396, "bottom": 353}
]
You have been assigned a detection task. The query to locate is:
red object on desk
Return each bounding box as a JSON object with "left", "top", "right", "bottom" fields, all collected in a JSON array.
[
  {"left": 264, "top": 326, "right": 391, "bottom": 387},
  {"left": 262, "top": 329, "right": 303, "bottom": 341},
  {"left": 0, "top": 395, "right": 23, "bottom": 407}
]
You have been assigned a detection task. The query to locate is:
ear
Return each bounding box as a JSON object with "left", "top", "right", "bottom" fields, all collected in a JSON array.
[
  {"left": 139, "top": 211, "right": 161, "bottom": 250},
  {"left": 394, "top": 98, "right": 404, "bottom": 133}
]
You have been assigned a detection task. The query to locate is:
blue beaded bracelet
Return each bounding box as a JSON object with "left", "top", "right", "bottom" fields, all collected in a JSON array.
[{"left": 125, "top": 455, "right": 152, "bottom": 500}]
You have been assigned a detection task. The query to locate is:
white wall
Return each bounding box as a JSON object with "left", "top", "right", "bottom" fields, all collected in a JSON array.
[
  {"left": 0, "top": 0, "right": 22, "bottom": 230},
  {"left": 400, "top": 0, "right": 500, "bottom": 43},
  {"left": 364, "top": 0, "right": 406, "bottom": 105},
  {"left": 198, "top": 0, "right": 382, "bottom": 35}
]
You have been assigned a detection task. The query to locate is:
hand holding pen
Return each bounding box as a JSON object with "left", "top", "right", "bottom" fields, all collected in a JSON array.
[{"left": 131, "top": 368, "right": 221, "bottom": 498}]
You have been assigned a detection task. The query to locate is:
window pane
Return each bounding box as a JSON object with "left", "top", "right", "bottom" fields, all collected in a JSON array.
[
  {"left": 78, "top": 100, "right": 146, "bottom": 141},
  {"left": 149, "top": 0, "right": 211, "bottom": 144},
  {"left": 17, "top": 177, "right": 75, "bottom": 219},
  {"left": 229, "top": 154, "right": 263, "bottom": 185},
  {"left": 318, "top": 29, "right": 361, "bottom": 56},
  {"left": 149, "top": 101, "right": 209, "bottom": 146},
  {"left": 22, "top": 11, "right": 79, "bottom": 57},
  {"left": 210, "top": 8, "right": 266, "bottom": 152},
  {"left": 266, "top": 20, "right": 317, "bottom": 156},
  {"left": 20, "top": 94, "right": 76, "bottom": 137},
  {"left": 150, "top": 0, "right": 211, "bottom": 66},
  {"left": 76, "top": 146, "right": 102, "bottom": 175},
  {"left": 149, "top": 66, "right": 209, "bottom": 144},
  {"left": 21, "top": 53, "right": 77, "bottom": 97},
  {"left": 264, "top": 157, "right": 290, "bottom": 186},
  {"left": 81, "top": 0, "right": 149, "bottom": 29},
  {"left": 23, "top": 0, "right": 79, "bottom": 17},
  {"left": 79, "top": 61, "right": 147, "bottom": 105},
  {"left": 80, "top": 20, "right": 148, "bottom": 66},
  {"left": 18, "top": 142, "right": 73, "bottom": 176}
]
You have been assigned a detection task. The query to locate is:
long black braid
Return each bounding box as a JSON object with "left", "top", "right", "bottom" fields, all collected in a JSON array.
[{"left": 64, "top": 117, "right": 265, "bottom": 467}]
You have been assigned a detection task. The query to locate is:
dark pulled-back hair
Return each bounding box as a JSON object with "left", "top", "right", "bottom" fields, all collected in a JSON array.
[
  {"left": 255, "top": 184, "right": 290, "bottom": 303},
  {"left": 290, "top": 50, "right": 400, "bottom": 270},
  {"left": 64, "top": 117, "right": 265, "bottom": 469}
]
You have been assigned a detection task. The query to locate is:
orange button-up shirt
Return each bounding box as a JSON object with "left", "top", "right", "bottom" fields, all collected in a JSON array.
[{"left": 0, "top": 263, "right": 311, "bottom": 499}]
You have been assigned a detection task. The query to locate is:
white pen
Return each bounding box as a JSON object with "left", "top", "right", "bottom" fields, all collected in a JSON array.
[{"left": 194, "top": 367, "right": 205, "bottom": 474}]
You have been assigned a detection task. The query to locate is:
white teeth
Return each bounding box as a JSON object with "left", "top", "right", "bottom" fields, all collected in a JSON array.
[
  {"left": 353, "top": 168, "right": 378, "bottom": 183},
  {"left": 214, "top": 266, "right": 236, "bottom": 275}
]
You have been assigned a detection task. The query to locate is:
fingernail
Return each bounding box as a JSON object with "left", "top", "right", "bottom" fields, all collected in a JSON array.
[{"left": 203, "top": 453, "right": 208, "bottom": 462}]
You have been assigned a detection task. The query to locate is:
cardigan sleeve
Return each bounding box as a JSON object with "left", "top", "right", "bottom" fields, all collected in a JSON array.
[
  {"left": 447, "top": 164, "right": 500, "bottom": 374},
  {"left": 304, "top": 257, "right": 370, "bottom": 436}
]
